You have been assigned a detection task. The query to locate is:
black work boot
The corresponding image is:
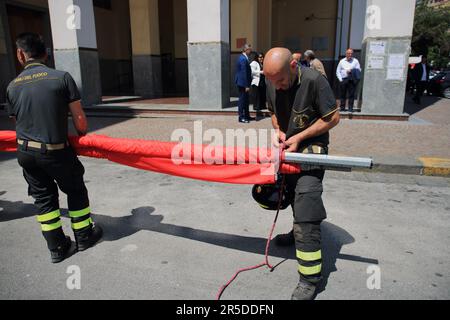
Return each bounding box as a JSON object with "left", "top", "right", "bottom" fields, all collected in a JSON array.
[
  {"left": 50, "top": 236, "right": 72, "bottom": 264},
  {"left": 74, "top": 224, "right": 103, "bottom": 252},
  {"left": 291, "top": 280, "right": 317, "bottom": 300},
  {"left": 274, "top": 229, "right": 295, "bottom": 246}
]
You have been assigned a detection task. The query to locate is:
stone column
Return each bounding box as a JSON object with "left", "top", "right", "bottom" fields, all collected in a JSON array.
[
  {"left": 129, "top": 0, "right": 162, "bottom": 98},
  {"left": 359, "top": 0, "right": 416, "bottom": 115},
  {"left": 187, "top": 0, "right": 230, "bottom": 109},
  {"left": 48, "top": 0, "right": 102, "bottom": 106}
]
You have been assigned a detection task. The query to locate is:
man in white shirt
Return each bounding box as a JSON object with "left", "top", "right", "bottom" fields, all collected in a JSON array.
[{"left": 336, "top": 49, "right": 361, "bottom": 112}]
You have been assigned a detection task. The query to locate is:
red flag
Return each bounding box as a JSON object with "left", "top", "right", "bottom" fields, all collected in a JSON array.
[{"left": 0, "top": 131, "right": 300, "bottom": 185}]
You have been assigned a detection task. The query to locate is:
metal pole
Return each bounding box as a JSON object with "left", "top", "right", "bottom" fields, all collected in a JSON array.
[{"left": 284, "top": 152, "right": 373, "bottom": 171}]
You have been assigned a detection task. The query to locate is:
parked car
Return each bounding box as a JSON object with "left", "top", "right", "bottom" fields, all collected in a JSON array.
[
  {"left": 429, "top": 71, "right": 450, "bottom": 99},
  {"left": 429, "top": 70, "right": 440, "bottom": 79}
]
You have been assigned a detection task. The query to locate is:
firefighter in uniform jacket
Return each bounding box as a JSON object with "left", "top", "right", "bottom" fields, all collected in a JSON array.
[
  {"left": 263, "top": 47, "right": 340, "bottom": 300},
  {"left": 6, "top": 33, "right": 103, "bottom": 263}
]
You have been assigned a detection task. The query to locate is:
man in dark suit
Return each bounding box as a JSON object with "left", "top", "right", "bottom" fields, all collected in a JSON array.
[
  {"left": 235, "top": 44, "right": 252, "bottom": 123},
  {"left": 413, "top": 55, "right": 431, "bottom": 105}
]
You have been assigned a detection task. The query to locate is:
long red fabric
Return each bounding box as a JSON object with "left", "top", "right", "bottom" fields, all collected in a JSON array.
[{"left": 0, "top": 131, "right": 300, "bottom": 185}]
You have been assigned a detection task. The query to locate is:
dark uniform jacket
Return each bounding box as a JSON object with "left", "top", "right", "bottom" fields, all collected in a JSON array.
[
  {"left": 6, "top": 62, "right": 81, "bottom": 144},
  {"left": 266, "top": 67, "right": 337, "bottom": 150}
]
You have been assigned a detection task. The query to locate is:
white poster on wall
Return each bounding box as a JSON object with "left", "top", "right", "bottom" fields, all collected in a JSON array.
[
  {"left": 386, "top": 54, "right": 406, "bottom": 81},
  {"left": 369, "top": 41, "right": 386, "bottom": 55},
  {"left": 367, "top": 56, "right": 385, "bottom": 69},
  {"left": 386, "top": 68, "right": 405, "bottom": 81},
  {"left": 388, "top": 54, "right": 406, "bottom": 69}
]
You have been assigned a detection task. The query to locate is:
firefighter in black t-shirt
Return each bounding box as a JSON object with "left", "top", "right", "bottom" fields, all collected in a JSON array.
[
  {"left": 6, "top": 33, "right": 102, "bottom": 263},
  {"left": 264, "top": 47, "right": 340, "bottom": 300}
]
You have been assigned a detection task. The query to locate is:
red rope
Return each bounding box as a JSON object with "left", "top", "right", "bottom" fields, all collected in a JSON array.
[{"left": 216, "top": 175, "right": 286, "bottom": 300}]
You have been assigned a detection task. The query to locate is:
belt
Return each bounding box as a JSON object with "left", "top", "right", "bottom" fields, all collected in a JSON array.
[
  {"left": 300, "top": 145, "right": 327, "bottom": 155},
  {"left": 17, "top": 139, "right": 68, "bottom": 151}
]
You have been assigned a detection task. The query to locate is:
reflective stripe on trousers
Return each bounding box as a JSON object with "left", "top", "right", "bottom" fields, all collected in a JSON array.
[
  {"left": 69, "top": 207, "right": 92, "bottom": 230},
  {"left": 37, "top": 209, "right": 62, "bottom": 232},
  {"left": 297, "top": 250, "right": 322, "bottom": 276}
]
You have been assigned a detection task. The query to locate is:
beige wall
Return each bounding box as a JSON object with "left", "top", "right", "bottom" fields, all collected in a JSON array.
[
  {"left": 9, "top": 0, "right": 339, "bottom": 60},
  {"left": 230, "top": 0, "right": 337, "bottom": 56},
  {"left": 231, "top": 0, "right": 257, "bottom": 52},
  {"left": 257, "top": 0, "right": 271, "bottom": 54},
  {"left": 272, "top": 0, "right": 337, "bottom": 59},
  {"left": 129, "top": 0, "right": 160, "bottom": 55},
  {"left": 94, "top": 0, "right": 132, "bottom": 60}
]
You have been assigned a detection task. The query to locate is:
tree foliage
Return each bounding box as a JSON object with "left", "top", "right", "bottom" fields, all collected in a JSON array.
[{"left": 412, "top": 1, "right": 450, "bottom": 68}]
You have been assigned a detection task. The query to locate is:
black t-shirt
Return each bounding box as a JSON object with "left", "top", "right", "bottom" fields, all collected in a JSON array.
[
  {"left": 6, "top": 62, "right": 81, "bottom": 144},
  {"left": 267, "top": 67, "right": 337, "bottom": 148}
]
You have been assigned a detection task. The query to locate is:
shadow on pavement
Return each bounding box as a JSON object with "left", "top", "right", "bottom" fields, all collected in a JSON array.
[
  {"left": 0, "top": 198, "right": 40, "bottom": 221},
  {"left": 0, "top": 152, "right": 16, "bottom": 163},
  {"left": 314, "top": 222, "right": 380, "bottom": 296},
  {"left": 0, "top": 201, "right": 378, "bottom": 292},
  {"left": 403, "top": 93, "right": 441, "bottom": 115}
]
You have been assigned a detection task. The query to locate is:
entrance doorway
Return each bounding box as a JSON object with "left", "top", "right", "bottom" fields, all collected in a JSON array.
[{"left": 6, "top": 4, "right": 54, "bottom": 75}]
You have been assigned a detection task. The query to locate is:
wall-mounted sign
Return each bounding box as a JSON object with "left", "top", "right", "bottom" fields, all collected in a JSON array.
[
  {"left": 386, "top": 54, "right": 406, "bottom": 81},
  {"left": 367, "top": 56, "right": 384, "bottom": 69},
  {"left": 369, "top": 41, "right": 386, "bottom": 55},
  {"left": 388, "top": 54, "right": 405, "bottom": 69},
  {"left": 386, "top": 68, "right": 405, "bottom": 81},
  {"left": 236, "top": 38, "right": 247, "bottom": 50}
]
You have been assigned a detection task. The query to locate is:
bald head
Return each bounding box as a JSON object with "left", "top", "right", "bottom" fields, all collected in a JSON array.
[
  {"left": 265, "top": 47, "right": 298, "bottom": 90},
  {"left": 346, "top": 48, "right": 354, "bottom": 60},
  {"left": 265, "top": 48, "right": 293, "bottom": 73}
]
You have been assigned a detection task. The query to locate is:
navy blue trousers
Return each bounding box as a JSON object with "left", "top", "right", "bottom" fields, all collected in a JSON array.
[{"left": 237, "top": 86, "right": 250, "bottom": 121}]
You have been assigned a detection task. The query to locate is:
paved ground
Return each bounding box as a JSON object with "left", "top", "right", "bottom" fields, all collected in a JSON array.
[{"left": 0, "top": 153, "right": 449, "bottom": 300}]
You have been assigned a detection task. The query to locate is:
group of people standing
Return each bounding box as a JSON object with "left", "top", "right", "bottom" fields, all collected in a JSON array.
[
  {"left": 234, "top": 44, "right": 266, "bottom": 123},
  {"left": 235, "top": 45, "right": 363, "bottom": 123}
]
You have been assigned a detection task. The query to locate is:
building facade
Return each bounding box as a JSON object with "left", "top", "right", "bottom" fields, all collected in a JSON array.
[{"left": 0, "top": 0, "right": 416, "bottom": 115}]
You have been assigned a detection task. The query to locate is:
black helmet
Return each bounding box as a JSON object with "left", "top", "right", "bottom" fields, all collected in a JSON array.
[{"left": 252, "top": 179, "right": 294, "bottom": 211}]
